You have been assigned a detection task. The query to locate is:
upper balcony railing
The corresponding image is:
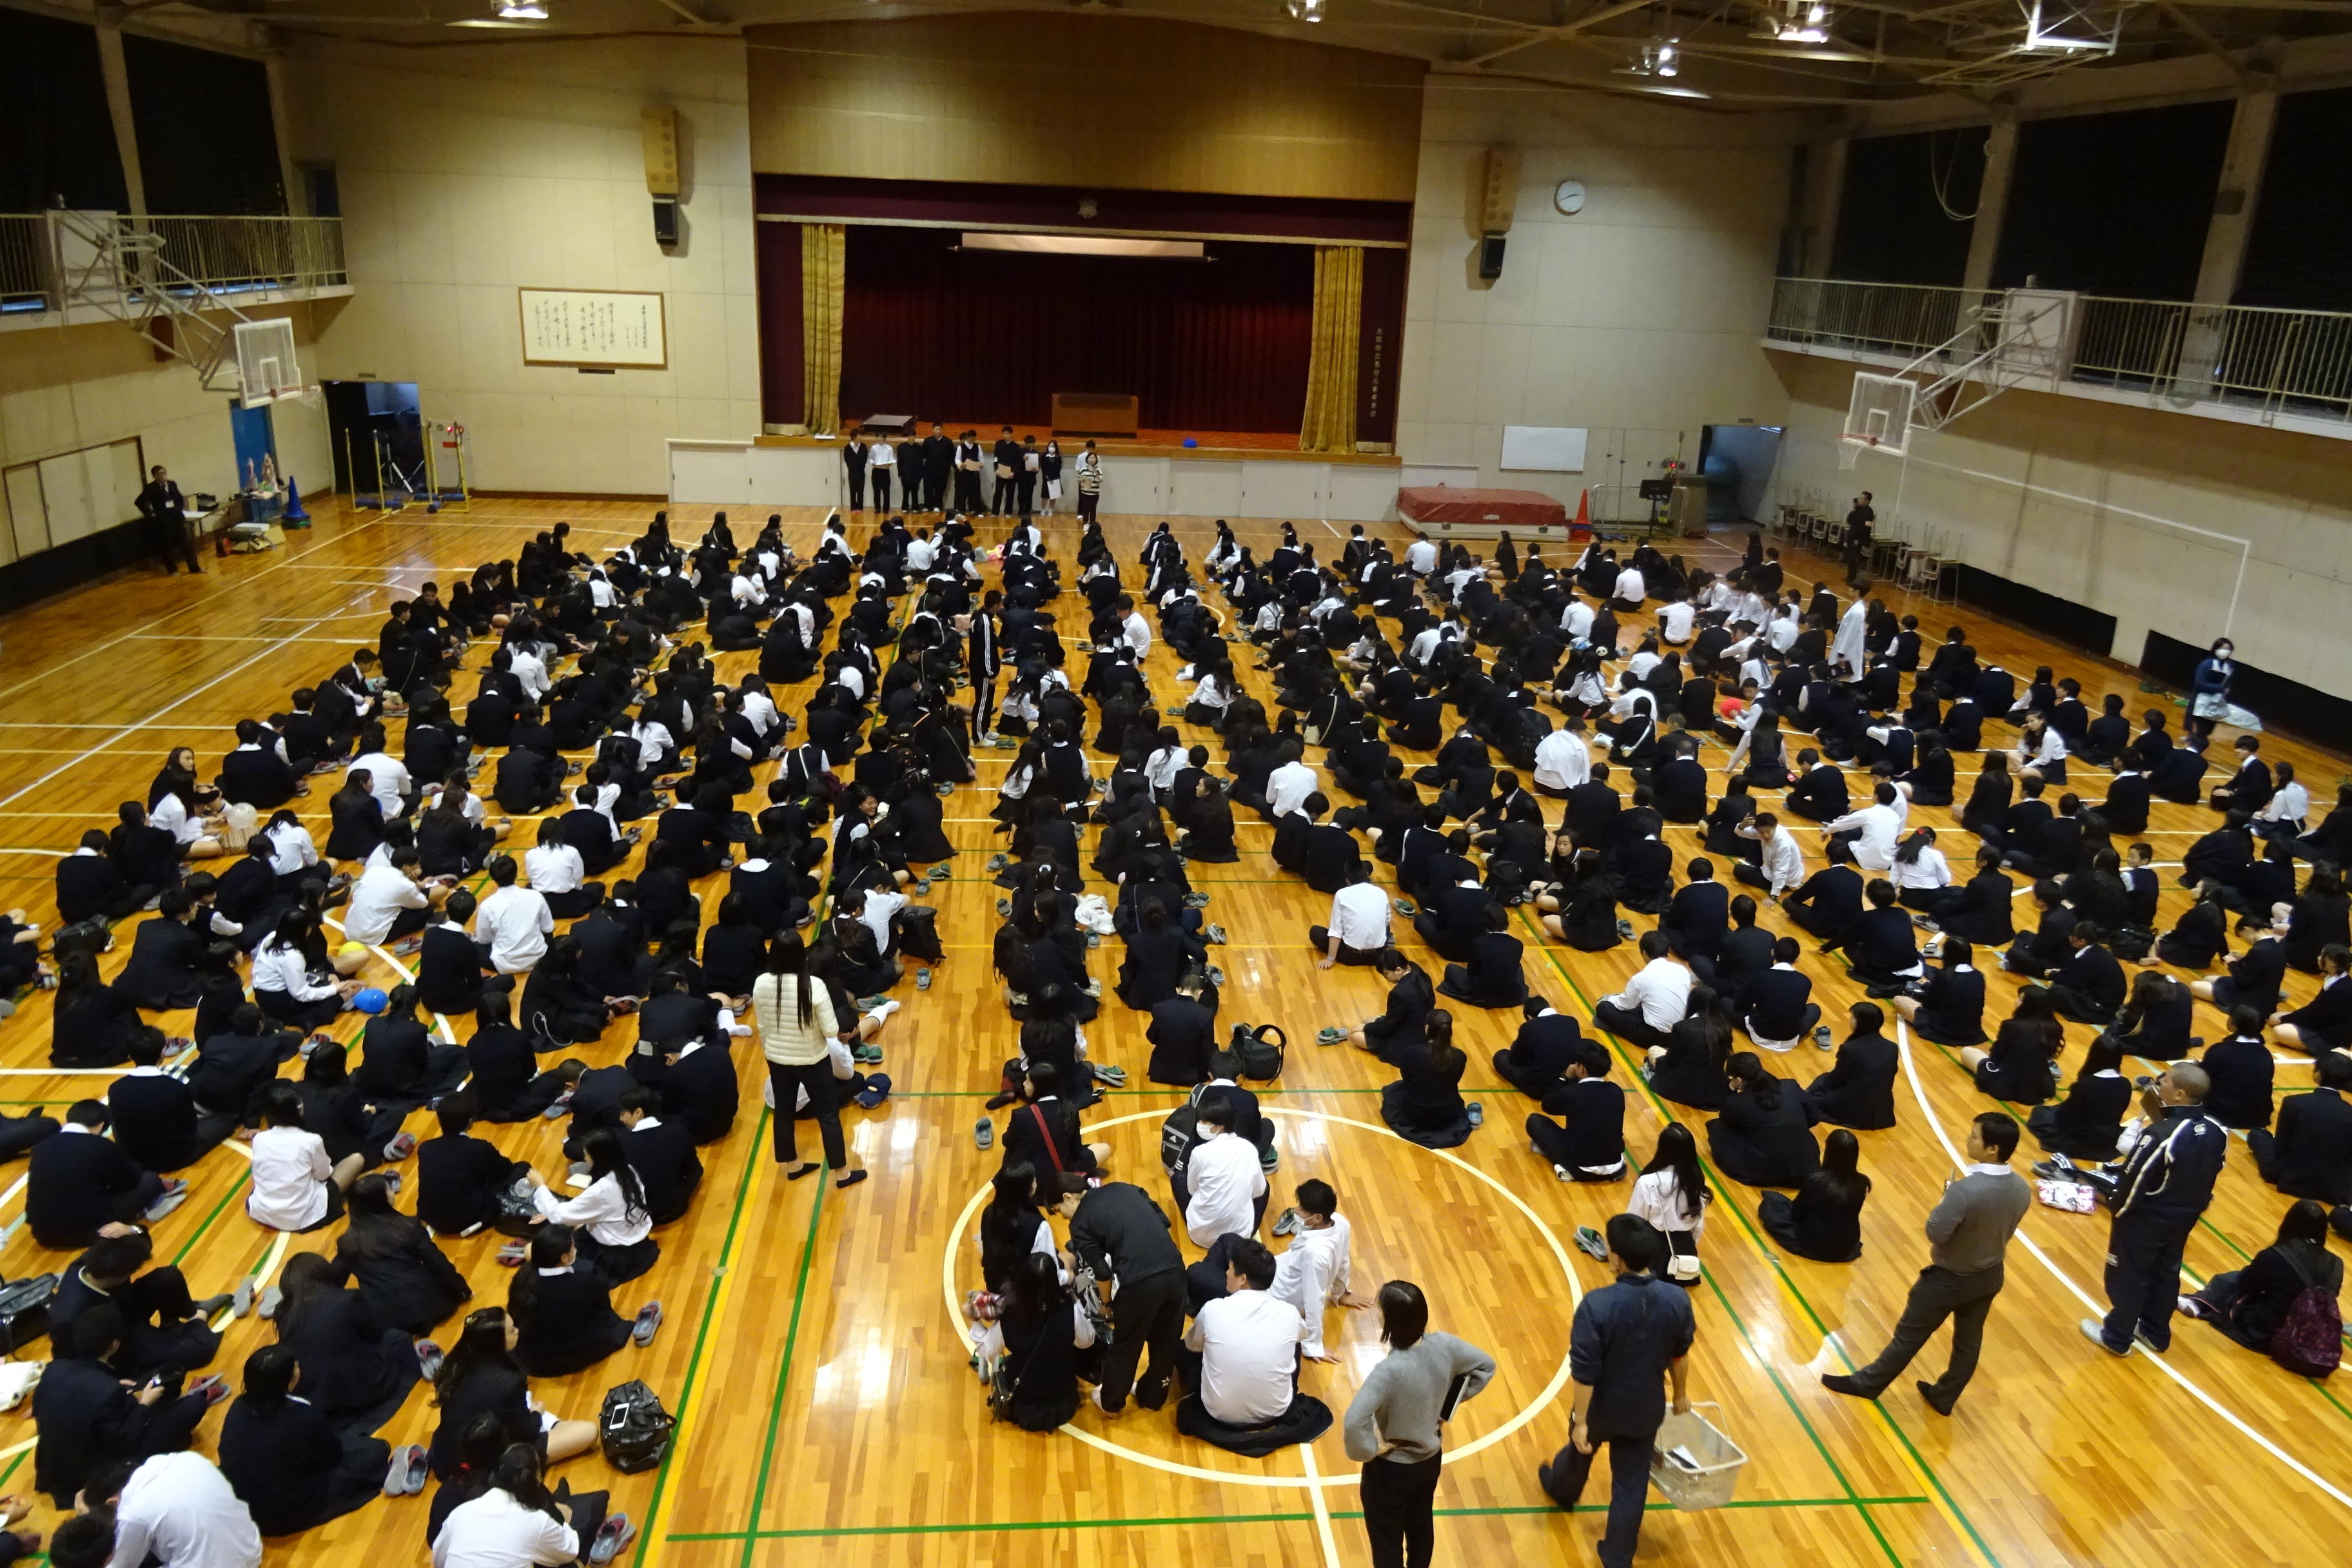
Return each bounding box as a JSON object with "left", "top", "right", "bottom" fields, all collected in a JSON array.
[
  {"left": 1767, "top": 275, "right": 2352, "bottom": 426},
  {"left": 0, "top": 213, "right": 347, "bottom": 316}
]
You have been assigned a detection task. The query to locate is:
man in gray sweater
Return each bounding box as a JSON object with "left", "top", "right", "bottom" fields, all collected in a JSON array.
[
  {"left": 1342, "top": 1280, "right": 1496, "bottom": 1568},
  {"left": 1823, "top": 1109, "right": 2031, "bottom": 1415}
]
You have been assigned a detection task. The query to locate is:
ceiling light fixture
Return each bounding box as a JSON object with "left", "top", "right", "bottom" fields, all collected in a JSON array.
[
  {"left": 1618, "top": 38, "right": 1680, "bottom": 76},
  {"left": 497, "top": 0, "right": 549, "bottom": 17},
  {"left": 1285, "top": 0, "right": 1325, "bottom": 21},
  {"left": 1752, "top": 0, "right": 1830, "bottom": 44}
]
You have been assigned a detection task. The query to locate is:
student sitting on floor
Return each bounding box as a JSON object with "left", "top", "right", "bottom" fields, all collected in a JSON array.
[
  {"left": 2180, "top": 1199, "right": 2342, "bottom": 1369},
  {"left": 1525, "top": 1039, "right": 1627, "bottom": 1182},
  {"left": 506, "top": 1224, "right": 663, "bottom": 1380},
  {"left": 1175, "top": 1237, "right": 1333, "bottom": 1457},
  {"left": 1758, "top": 1127, "right": 1870, "bottom": 1263}
]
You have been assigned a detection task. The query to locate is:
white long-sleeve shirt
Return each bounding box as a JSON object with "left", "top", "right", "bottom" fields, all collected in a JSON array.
[
  {"left": 1266, "top": 761, "right": 1317, "bottom": 819},
  {"left": 474, "top": 884, "right": 554, "bottom": 973},
  {"left": 1533, "top": 729, "right": 1592, "bottom": 792},
  {"left": 1270, "top": 1215, "right": 1352, "bottom": 1358},
  {"left": 251, "top": 937, "right": 337, "bottom": 1003},
  {"left": 1184, "top": 1132, "right": 1267, "bottom": 1247},
  {"left": 1744, "top": 823, "right": 1806, "bottom": 896},
  {"left": 533, "top": 1170, "right": 651, "bottom": 1248},
  {"left": 263, "top": 821, "right": 318, "bottom": 877},
  {"left": 1890, "top": 844, "right": 1952, "bottom": 892},
  {"left": 524, "top": 843, "right": 587, "bottom": 895},
  {"left": 1605, "top": 956, "right": 1693, "bottom": 1034},
  {"left": 1825, "top": 802, "right": 1903, "bottom": 870},
  {"left": 108, "top": 1451, "right": 261, "bottom": 1568}
]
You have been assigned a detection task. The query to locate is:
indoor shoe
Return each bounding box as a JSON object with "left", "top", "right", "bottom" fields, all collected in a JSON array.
[
  {"left": 542, "top": 1093, "right": 574, "bottom": 1120},
  {"left": 1093, "top": 1064, "right": 1128, "bottom": 1087},
  {"left": 1466, "top": 1102, "right": 1484, "bottom": 1128},
  {"left": 1271, "top": 1206, "right": 1301, "bottom": 1238},
  {"left": 396, "top": 1444, "right": 429, "bottom": 1494},
  {"left": 1205, "top": 924, "right": 1229, "bottom": 945},
  {"left": 975, "top": 1118, "right": 994, "bottom": 1150},
  {"left": 1573, "top": 1225, "right": 1609, "bottom": 1262},
  {"left": 415, "top": 1339, "right": 445, "bottom": 1380},
  {"left": 853, "top": 1043, "right": 882, "bottom": 1064},
  {"left": 1393, "top": 898, "right": 1416, "bottom": 917},
  {"left": 2079, "top": 1317, "right": 2132, "bottom": 1355},
  {"left": 631, "top": 1302, "right": 663, "bottom": 1346},
  {"left": 1812, "top": 1026, "right": 1834, "bottom": 1050},
  {"left": 1204, "top": 966, "right": 1226, "bottom": 986},
  {"left": 1182, "top": 892, "right": 1211, "bottom": 910},
  {"left": 1316, "top": 1027, "right": 1348, "bottom": 1046},
  {"left": 588, "top": 1515, "right": 638, "bottom": 1566},
  {"left": 917, "top": 968, "right": 933, "bottom": 990},
  {"left": 189, "top": 1374, "right": 230, "bottom": 1407},
  {"left": 384, "top": 1132, "right": 418, "bottom": 1161},
  {"left": 496, "top": 1240, "right": 529, "bottom": 1267},
  {"left": 142, "top": 1182, "right": 190, "bottom": 1222},
  {"left": 985, "top": 854, "right": 1011, "bottom": 872},
  {"left": 995, "top": 899, "right": 1013, "bottom": 916}
]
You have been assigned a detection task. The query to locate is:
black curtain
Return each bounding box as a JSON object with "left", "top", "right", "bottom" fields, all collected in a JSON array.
[
  {"left": 124, "top": 34, "right": 283, "bottom": 214},
  {"left": 2237, "top": 86, "right": 2352, "bottom": 311},
  {"left": 0, "top": 10, "right": 126, "bottom": 215},
  {"left": 1992, "top": 101, "right": 2232, "bottom": 299},
  {"left": 1830, "top": 128, "right": 1985, "bottom": 286},
  {"left": 839, "top": 226, "right": 1314, "bottom": 433}
]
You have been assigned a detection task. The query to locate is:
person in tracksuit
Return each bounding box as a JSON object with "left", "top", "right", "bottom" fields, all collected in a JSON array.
[
  {"left": 2081, "top": 1061, "right": 2228, "bottom": 1357},
  {"left": 968, "top": 591, "right": 1001, "bottom": 746}
]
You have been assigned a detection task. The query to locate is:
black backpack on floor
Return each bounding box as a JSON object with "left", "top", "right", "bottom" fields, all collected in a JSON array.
[
  {"left": 1230, "top": 1023, "right": 1287, "bottom": 1082},
  {"left": 599, "top": 1379, "right": 676, "bottom": 1473}
]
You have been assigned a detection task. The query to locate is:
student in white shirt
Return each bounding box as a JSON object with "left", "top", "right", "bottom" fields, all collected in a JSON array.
[
  {"left": 429, "top": 1444, "right": 630, "bottom": 1568},
  {"left": 1532, "top": 721, "right": 1593, "bottom": 798},
  {"left": 531, "top": 1128, "right": 658, "bottom": 1283},
  {"left": 473, "top": 856, "right": 554, "bottom": 975},
  {"left": 1889, "top": 827, "right": 1952, "bottom": 895},
  {"left": 2256, "top": 760, "right": 2311, "bottom": 838},
  {"left": 522, "top": 820, "right": 602, "bottom": 920},
  {"left": 1264, "top": 758, "right": 1317, "bottom": 821},
  {"left": 82, "top": 1450, "right": 262, "bottom": 1568},
  {"left": 342, "top": 848, "right": 441, "bottom": 951},
  {"left": 1626, "top": 1122, "right": 1710, "bottom": 1266},
  {"left": 1266, "top": 1180, "right": 1365, "bottom": 1360},
  {"left": 1179, "top": 1237, "right": 1329, "bottom": 1451},
  {"left": 1406, "top": 534, "right": 1438, "bottom": 576},
  {"left": 1182, "top": 1090, "right": 1268, "bottom": 1247},
  {"left": 1592, "top": 930, "right": 1692, "bottom": 1048},
  {"left": 1659, "top": 598, "right": 1696, "bottom": 644},
  {"left": 1315, "top": 869, "right": 1391, "bottom": 968},
  {"left": 349, "top": 734, "right": 413, "bottom": 822},
  {"left": 1825, "top": 782, "right": 1907, "bottom": 871},
  {"left": 1733, "top": 812, "right": 1807, "bottom": 899},
  {"left": 262, "top": 812, "right": 321, "bottom": 885},
  {"left": 247, "top": 1084, "right": 362, "bottom": 1233}
]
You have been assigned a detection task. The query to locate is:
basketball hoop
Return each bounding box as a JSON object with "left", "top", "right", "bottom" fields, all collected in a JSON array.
[{"left": 1836, "top": 433, "right": 1876, "bottom": 471}]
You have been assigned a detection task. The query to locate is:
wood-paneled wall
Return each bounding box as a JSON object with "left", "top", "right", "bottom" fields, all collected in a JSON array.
[{"left": 744, "top": 14, "right": 1425, "bottom": 202}]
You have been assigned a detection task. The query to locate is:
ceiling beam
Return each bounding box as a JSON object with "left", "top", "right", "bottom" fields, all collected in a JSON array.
[
  {"left": 1462, "top": 0, "right": 1657, "bottom": 68},
  {"left": 651, "top": 0, "right": 716, "bottom": 20},
  {"left": 2153, "top": 0, "right": 2254, "bottom": 81}
]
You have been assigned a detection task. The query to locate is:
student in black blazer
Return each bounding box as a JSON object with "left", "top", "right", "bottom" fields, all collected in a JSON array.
[
  {"left": 426, "top": 1309, "right": 599, "bottom": 1480},
  {"left": 999, "top": 1063, "right": 1103, "bottom": 1181},
  {"left": 219, "top": 1344, "right": 392, "bottom": 1536},
  {"left": 27, "top": 1102, "right": 176, "bottom": 1250},
  {"left": 1741, "top": 939, "right": 1821, "bottom": 1051},
  {"left": 1707, "top": 1054, "right": 1820, "bottom": 1188},
  {"left": 106, "top": 1029, "right": 237, "bottom": 1172},
  {"left": 417, "top": 1095, "right": 528, "bottom": 1239},
  {"left": 2028, "top": 1034, "right": 2134, "bottom": 1161},
  {"left": 33, "top": 1308, "right": 216, "bottom": 1508},
  {"left": 2044, "top": 925, "right": 2126, "bottom": 1026},
  {"left": 1493, "top": 1003, "right": 1589, "bottom": 1099},
  {"left": 46, "top": 1231, "right": 229, "bottom": 1382},
  {"left": 2248, "top": 1049, "right": 2352, "bottom": 1210},
  {"left": 2201, "top": 1010, "right": 2276, "bottom": 1131},
  {"left": 617, "top": 1089, "right": 704, "bottom": 1224},
  {"left": 1759, "top": 1126, "right": 1870, "bottom": 1262},
  {"left": 1437, "top": 909, "right": 1529, "bottom": 1010},
  {"left": 1893, "top": 939, "right": 1988, "bottom": 1046},
  {"left": 270, "top": 1251, "right": 418, "bottom": 1434},
  {"left": 416, "top": 892, "right": 491, "bottom": 1017},
  {"left": 57, "top": 830, "right": 151, "bottom": 923},
  {"left": 1832, "top": 879, "right": 1923, "bottom": 994},
  {"left": 1959, "top": 989, "right": 2063, "bottom": 1104},
  {"left": 2275, "top": 947, "right": 2352, "bottom": 1054},
  {"left": 1525, "top": 1043, "right": 1627, "bottom": 1180},
  {"left": 507, "top": 1226, "right": 645, "bottom": 1378},
  {"left": 1783, "top": 863, "right": 1864, "bottom": 945},
  {"left": 218, "top": 720, "right": 303, "bottom": 809},
  {"left": 638, "top": 1035, "right": 739, "bottom": 1146},
  {"left": 1803, "top": 1003, "right": 1899, "bottom": 1131},
  {"left": 2193, "top": 920, "right": 2288, "bottom": 1017},
  {"left": 328, "top": 1174, "right": 473, "bottom": 1337},
  {"left": 115, "top": 889, "right": 218, "bottom": 1011},
  {"left": 1349, "top": 952, "right": 1433, "bottom": 1055},
  {"left": 1660, "top": 859, "right": 1730, "bottom": 972}
]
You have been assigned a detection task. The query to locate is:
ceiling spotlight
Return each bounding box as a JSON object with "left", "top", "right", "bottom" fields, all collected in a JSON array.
[
  {"left": 1752, "top": 0, "right": 1830, "bottom": 43},
  {"left": 1618, "top": 39, "right": 1678, "bottom": 75},
  {"left": 497, "top": 0, "right": 548, "bottom": 17},
  {"left": 1285, "top": 0, "right": 1325, "bottom": 19}
]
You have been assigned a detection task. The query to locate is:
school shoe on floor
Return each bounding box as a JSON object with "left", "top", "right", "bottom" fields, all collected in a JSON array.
[
  {"left": 1204, "top": 967, "right": 1226, "bottom": 986},
  {"left": 1093, "top": 1064, "right": 1128, "bottom": 1088},
  {"left": 496, "top": 1240, "right": 529, "bottom": 1267},
  {"left": 232, "top": 1280, "right": 254, "bottom": 1317},
  {"left": 975, "top": 1118, "right": 994, "bottom": 1150},
  {"left": 384, "top": 1132, "right": 419, "bottom": 1161},
  {"left": 853, "top": 1043, "right": 883, "bottom": 1064},
  {"left": 1813, "top": 1026, "right": 1834, "bottom": 1050},
  {"left": 142, "top": 1181, "right": 190, "bottom": 1222},
  {"left": 1392, "top": 898, "right": 1416, "bottom": 917},
  {"left": 1205, "top": 925, "right": 1229, "bottom": 945},
  {"left": 541, "top": 1092, "right": 574, "bottom": 1121},
  {"left": 985, "top": 854, "right": 1012, "bottom": 872},
  {"left": 1182, "top": 892, "right": 1211, "bottom": 910},
  {"left": 189, "top": 1374, "right": 231, "bottom": 1407},
  {"left": 2079, "top": 1317, "right": 2133, "bottom": 1355},
  {"left": 257, "top": 1286, "right": 283, "bottom": 1320},
  {"left": 1316, "top": 1027, "right": 1348, "bottom": 1046},
  {"left": 996, "top": 899, "right": 1014, "bottom": 916},
  {"left": 917, "top": 968, "right": 933, "bottom": 990},
  {"left": 588, "top": 1515, "right": 638, "bottom": 1566},
  {"left": 384, "top": 1444, "right": 429, "bottom": 1496},
  {"left": 1466, "top": 1102, "right": 1484, "bottom": 1128},
  {"left": 415, "top": 1339, "right": 446, "bottom": 1380},
  {"left": 1271, "top": 1206, "right": 1301, "bottom": 1238},
  {"left": 631, "top": 1302, "right": 663, "bottom": 1347},
  {"left": 1573, "top": 1225, "right": 1609, "bottom": 1261}
]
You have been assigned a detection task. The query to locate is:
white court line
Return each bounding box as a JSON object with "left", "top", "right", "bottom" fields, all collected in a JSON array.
[
  {"left": 1894, "top": 1017, "right": 2352, "bottom": 1511},
  {"left": 941, "top": 1105, "right": 1582, "bottom": 1489},
  {"left": 323, "top": 914, "right": 456, "bottom": 1041},
  {"left": 0, "top": 604, "right": 351, "bottom": 814},
  {"left": 1299, "top": 1443, "right": 1345, "bottom": 1568}
]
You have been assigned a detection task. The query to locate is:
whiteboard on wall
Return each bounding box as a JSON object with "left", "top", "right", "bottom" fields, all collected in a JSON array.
[
  {"left": 1501, "top": 426, "right": 1588, "bottom": 473},
  {"left": 519, "top": 289, "right": 667, "bottom": 369}
]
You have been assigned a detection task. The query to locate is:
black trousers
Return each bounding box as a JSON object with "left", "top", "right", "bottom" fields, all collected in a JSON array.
[
  {"left": 1016, "top": 476, "right": 1037, "bottom": 518},
  {"left": 152, "top": 515, "right": 202, "bottom": 574},
  {"left": 1732, "top": 862, "right": 1777, "bottom": 892},
  {"left": 1077, "top": 491, "right": 1101, "bottom": 525},
  {"left": 955, "top": 472, "right": 983, "bottom": 514},
  {"left": 1843, "top": 1262, "right": 2004, "bottom": 1402},
  {"left": 1096, "top": 1266, "right": 1186, "bottom": 1413},
  {"left": 1592, "top": 998, "right": 1670, "bottom": 1048},
  {"left": 768, "top": 1060, "right": 847, "bottom": 1168},
  {"left": 1308, "top": 926, "right": 1383, "bottom": 965},
  {"left": 1361, "top": 1454, "right": 1444, "bottom": 1568},
  {"left": 872, "top": 470, "right": 892, "bottom": 511},
  {"left": 992, "top": 475, "right": 1015, "bottom": 514},
  {"left": 2101, "top": 1213, "right": 2191, "bottom": 1353},
  {"left": 846, "top": 472, "right": 865, "bottom": 511},
  {"left": 1541, "top": 1429, "right": 1654, "bottom": 1568},
  {"left": 970, "top": 676, "right": 997, "bottom": 743}
]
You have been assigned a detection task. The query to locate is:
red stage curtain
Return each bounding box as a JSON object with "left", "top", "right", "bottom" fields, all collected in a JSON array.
[{"left": 838, "top": 226, "right": 1313, "bottom": 433}]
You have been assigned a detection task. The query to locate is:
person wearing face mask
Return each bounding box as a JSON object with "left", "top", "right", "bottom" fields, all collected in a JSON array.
[{"left": 2187, "top": 637, "right": 2239, "bottom": 743}]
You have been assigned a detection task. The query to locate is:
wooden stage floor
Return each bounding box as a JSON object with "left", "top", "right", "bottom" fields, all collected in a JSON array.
[{"left": 0, "top": 497, "right": 2343, "bottom": 1568}]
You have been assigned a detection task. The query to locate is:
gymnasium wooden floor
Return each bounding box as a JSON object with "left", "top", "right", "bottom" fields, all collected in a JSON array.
[{"left": 0, "top": 495, "right": 2343, "bottom": 1568}]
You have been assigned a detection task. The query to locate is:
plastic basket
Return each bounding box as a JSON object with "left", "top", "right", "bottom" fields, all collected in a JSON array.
[{"left": 1649, "top": 1404, "right": 1747, "bottom": 1511}]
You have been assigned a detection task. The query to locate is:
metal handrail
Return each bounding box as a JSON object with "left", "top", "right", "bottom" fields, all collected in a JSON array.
[
  {"left": 1767, "top": 276, "right": 2352, "bottom": 424},
  {"left": 0, "top": 213, "right": 346, "bottom": 314}
]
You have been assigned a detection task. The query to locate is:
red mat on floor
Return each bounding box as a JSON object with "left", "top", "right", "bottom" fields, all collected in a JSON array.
[{"left": 1397, "top": 485, "right": 1573, "bottom": 532}]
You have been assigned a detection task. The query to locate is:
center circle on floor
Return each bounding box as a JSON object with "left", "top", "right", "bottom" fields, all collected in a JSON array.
[{"left": 941, "top": 1103, "right": 1585, "bottom": 1487}]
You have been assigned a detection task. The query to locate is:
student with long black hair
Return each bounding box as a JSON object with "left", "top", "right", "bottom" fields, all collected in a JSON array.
[
  {"left": 752, "top": 932, "right": 868, "bottom": 1190},
  {"left": 529, "top": 1129, "right": 658, "bottom": 1283},
  {"left": 429, "top": 1440, "right": 632, "bottom": 1567},
  {"left": 219, "top": 1344, "right": 403, "bottom": 1535},
  {"left": 506, "top": 1225, "right": 659, "bottom": 1378},
  {"left": 426, "top": 1308, "right": 598, "bottom": 1481}
]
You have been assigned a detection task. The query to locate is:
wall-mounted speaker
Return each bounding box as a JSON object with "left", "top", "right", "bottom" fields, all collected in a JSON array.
[
  {"left": 1478, "top": 234, "right": 1506, "bottom": 280},
  {"left": 643, "top": 106, "right": 681, "bottom": 248},
  {"left": 1479, "top": 147, "right": 1520, "bottom": 235},
  {"left": 652, "top": 199, "right": 680, "bottom": 247}
]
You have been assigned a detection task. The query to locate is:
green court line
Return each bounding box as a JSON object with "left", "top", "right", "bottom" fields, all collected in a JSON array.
[
  {"left": 1518, "top": 916, "right": 1998, "bottom": 1568},
  {"left": 625, "top": 1104, "right": 774, "bottom": 1568},
  {"left": 735, "top": 1153, "right": 832, "bottom": 1568},
  {"left": 669, "top": 1493, "right": 1932, "bottom": 1540},
  {"left": 169, "top": 1169, "right": 252, "bottom": 1268}
]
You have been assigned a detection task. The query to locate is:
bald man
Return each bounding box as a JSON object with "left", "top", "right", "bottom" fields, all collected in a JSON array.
[{"left": 2080, "top": 1063, "right": 2228, "bottom": 1357}]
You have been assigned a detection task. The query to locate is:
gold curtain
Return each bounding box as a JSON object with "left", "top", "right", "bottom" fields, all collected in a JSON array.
[
  {"left": 1298, "top": 244, "right": 1362, "bottom": 454},
  {"left": 800, "top": 222, "right": 846, "bottom": 436}
]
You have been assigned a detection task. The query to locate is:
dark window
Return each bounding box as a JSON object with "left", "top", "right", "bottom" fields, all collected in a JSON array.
[
  {"left": 303, "top": 164, "right": 341, "bottom": 219},
  {"left": 0, "top": 10, "right": 128, "bottom": 213},
  {"left": 1828, "top": 128, "right": 1984, "bottom": 286},
  {"left": 123, "top": 34, "right": 284, "bottom": 214},
  {"left": 2235, "top": 85, "right": 2352, "bottom": 311},
  {"left": 1992, "top": 100, "right": 2233, "bottom": 299}
]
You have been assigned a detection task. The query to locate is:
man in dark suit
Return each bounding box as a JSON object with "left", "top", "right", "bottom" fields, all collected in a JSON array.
[
  {"left": 2248, "top": 1050, "right": 2352, "bottom": 1230},
  {"left": 137, "top": 466, "right": 201, "bottom": 574},
  {"left": 1537, "top": 1213, "right": 1695, "bottom": 1565}
]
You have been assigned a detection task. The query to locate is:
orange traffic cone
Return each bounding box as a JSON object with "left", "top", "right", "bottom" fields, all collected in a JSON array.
[{"left": 1572, "top": 487, "right": 1592, "bottom": 539}]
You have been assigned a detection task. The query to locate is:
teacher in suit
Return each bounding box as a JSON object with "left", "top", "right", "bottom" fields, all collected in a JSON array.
[{"left": 137, "top": 466, "right": 202, "bottom": 575}]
